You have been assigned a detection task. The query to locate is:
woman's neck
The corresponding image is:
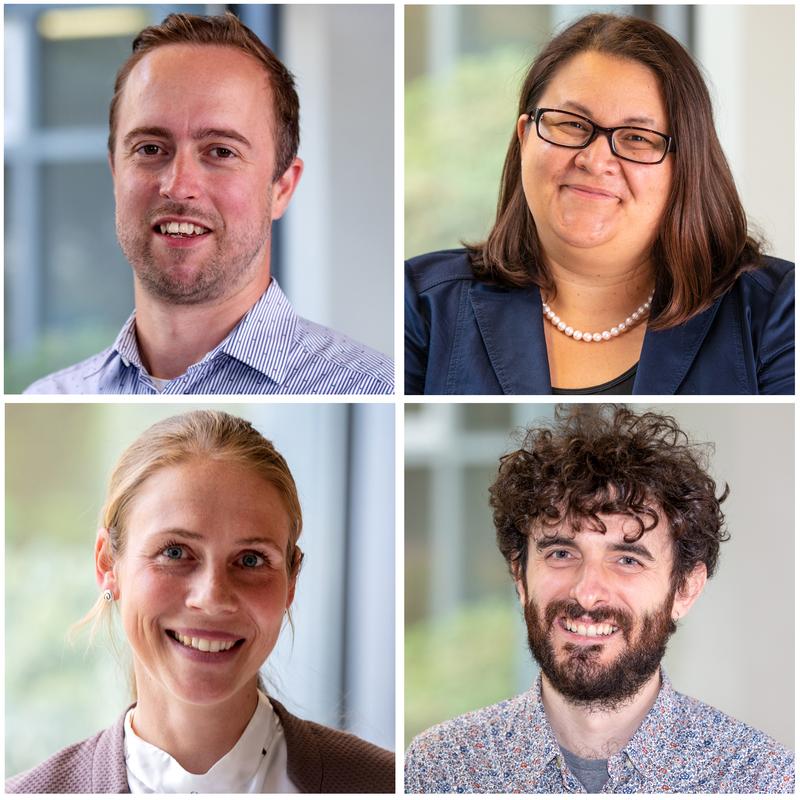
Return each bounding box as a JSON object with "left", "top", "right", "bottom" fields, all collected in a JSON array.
[
  {"left": 543, "top": 255, "right": 655, "bottom": 331},
  {"left": 130, "top": 675, "right": 260, "bottom": 774}
]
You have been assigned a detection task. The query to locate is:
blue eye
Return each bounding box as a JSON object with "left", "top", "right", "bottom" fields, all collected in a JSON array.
[
  {"left": 240, "top": 552, "right": 265, "bottom": 569},
  {"left": 163, "top": 545, "right": 184, "bottom": 560}
]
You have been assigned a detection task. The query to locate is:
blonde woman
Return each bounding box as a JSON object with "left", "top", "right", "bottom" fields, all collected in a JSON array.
[{"left": 7, "top": 411, "right": 394, "bottom": 793}]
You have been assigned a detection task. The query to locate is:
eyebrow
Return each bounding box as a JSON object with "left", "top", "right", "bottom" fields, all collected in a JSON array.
[
  {"left": 561, "top": 101, "right": 658, "bottom": 127},
  {"left": 122, "top": 126, "right": 252, "bottom": 150},
  {"left": 535, "top": 535, "right": 656, "bottom": 562},
  {"left": 152, "top": 527, "right": 283, "bottom": 551}
]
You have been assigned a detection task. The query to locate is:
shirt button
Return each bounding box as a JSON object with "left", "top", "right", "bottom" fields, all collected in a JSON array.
[{"left": 121, "top": 356, "right": 130, "bottom": 367}]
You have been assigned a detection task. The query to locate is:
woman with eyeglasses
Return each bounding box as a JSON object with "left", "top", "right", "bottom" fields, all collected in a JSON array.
[{"left": 405, "top": 13, "right": 794, "bottom": 395}]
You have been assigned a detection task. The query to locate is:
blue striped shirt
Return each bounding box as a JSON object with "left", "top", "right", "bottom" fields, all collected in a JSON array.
[{"left": 23, "top": 281, "right": 394, "bottom": 395}]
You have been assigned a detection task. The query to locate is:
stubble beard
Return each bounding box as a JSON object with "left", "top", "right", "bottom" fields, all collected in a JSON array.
[
  {"left": 524, "top": 592, "right": 677, "bottom": 711},
  {"left": 117, "top": 200, "right": 272, "bottom": 306}
]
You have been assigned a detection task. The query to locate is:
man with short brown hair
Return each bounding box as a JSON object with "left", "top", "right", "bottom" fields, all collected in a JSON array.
[{"left": 26, "top": 13, "right": 392, "bottom": 395}]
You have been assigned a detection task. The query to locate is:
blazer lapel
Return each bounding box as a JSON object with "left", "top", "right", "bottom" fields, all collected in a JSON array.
[
  {"left": 469, "top": 283, "right": 552, "bottom": 394},
  {"left": 636, "top": 300, "right": 721, "bottom": 394}
]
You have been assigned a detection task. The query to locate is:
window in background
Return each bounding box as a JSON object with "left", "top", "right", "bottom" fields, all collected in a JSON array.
[
  {"left": 404, "top": 403, "right": 555, "bottom": 745},
  {"left": 3, "top": 4, "right": 280, "bottom": 393}
]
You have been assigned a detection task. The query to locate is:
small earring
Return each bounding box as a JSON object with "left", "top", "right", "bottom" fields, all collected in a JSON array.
[{"left": 102, "top": 589, "right": 114, "bottom": 602}]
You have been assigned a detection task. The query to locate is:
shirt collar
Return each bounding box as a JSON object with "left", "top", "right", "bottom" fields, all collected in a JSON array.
[
  {"left": 106, "top": 280, "right": 299, "bottom": 385},
  {"left": 123, "top": 691, "right": 280, "bottom": 793},
  {"left": 527, "top": 670, "right": 678, "bottom": 791},
  {"left": 608, "top": 670, "right": 679, "bottom": 782}
]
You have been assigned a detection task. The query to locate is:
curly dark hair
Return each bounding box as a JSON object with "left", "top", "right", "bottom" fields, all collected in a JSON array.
[{"left": 490, "top": 405, "right": 729, "bottom": 592}]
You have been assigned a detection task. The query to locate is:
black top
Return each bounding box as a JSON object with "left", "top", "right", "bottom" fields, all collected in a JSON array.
[{"left": 552, "top": 363, "right": 637, "bottom": 395}]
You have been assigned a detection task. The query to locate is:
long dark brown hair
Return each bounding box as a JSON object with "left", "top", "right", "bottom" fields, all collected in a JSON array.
[{"left": 468, "top": 14, "right": 761, "bottom": 329}]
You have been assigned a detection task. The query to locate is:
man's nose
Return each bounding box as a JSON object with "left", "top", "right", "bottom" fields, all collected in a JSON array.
[
  {"left": 186, "top": 565, "right": 238, "bottom": 615},
  {"left": 569, "top": 559, "right": 611, "bottom": 610},
  {"left": 159, "top": 149, "right": 202, "bottom": 201}
]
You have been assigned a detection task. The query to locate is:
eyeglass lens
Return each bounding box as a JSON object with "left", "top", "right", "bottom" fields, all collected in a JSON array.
[{"left": 537, "top": 110, "right": 667, "bottom": 164}]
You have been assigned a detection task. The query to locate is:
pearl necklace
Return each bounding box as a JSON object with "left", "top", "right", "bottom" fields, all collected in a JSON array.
[{"left": 542, "top": 293, "right": 654, "bottom": 343}]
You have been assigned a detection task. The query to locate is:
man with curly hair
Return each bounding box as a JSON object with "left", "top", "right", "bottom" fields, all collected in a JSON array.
[{"left": 405, "top": 405, "right": 794, "bottom": 794}]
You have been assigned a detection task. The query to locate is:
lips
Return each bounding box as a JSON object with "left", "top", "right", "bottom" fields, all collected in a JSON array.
[
  {"left": 563, "top": 184, "right": 620, "bottom": 200},
  {"left": 166, "top": 628, "right": 245, "bottom": 654}
]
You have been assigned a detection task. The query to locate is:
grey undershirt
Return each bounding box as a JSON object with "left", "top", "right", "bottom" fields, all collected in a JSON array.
[{"left": 561, "top": 746, "right": 610, "bottom": 793}]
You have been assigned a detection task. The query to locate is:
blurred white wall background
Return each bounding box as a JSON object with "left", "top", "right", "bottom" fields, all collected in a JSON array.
[
  {"left": 6, "top": 402, "right": 395, "bottom": 776},
  {"left": 404, "top": 403, "right": 793, "bottom": 749}
]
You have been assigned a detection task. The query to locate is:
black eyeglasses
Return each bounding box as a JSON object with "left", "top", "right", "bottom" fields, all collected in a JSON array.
[{"left": 529, "top": 107, "right": 676, "bottom": 165}]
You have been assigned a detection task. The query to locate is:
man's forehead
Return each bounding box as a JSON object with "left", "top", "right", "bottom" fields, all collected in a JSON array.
[
  {"left": 121, "top": 43, "right": 273, "bottom": 113},
  {"left": 117, "top": 43, "right": 274, "bottom": 145}
]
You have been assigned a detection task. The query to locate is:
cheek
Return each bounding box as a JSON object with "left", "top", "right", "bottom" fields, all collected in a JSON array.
[
  {"left": 628, "top": 167, "right": 672, "bottom": 216},
  {"left": 215, "top": 171, "right": 272, "bottom": 219},
  {"left": 120, "top": 569, "right": 181, "bottom": 629}
]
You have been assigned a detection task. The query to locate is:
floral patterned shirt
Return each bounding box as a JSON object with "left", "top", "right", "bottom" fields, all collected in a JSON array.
[{"left": 405, "top": 673, "right": 794, "bottom": 793}]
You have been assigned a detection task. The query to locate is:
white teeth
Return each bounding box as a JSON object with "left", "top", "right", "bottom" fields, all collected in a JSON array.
[
  {"left": 159, "top": 221, "right": 209, "bottom": 236},
  {"left": 564, "top": 620, "right": 617, "bottom": 637},
  {"left": 173, "top": 632, "right": 235, "bottom": 652}
]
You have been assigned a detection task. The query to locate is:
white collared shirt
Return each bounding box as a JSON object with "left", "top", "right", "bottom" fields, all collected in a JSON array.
[{"left": 123, "top": 691, "right": 300, "bottom": 793}]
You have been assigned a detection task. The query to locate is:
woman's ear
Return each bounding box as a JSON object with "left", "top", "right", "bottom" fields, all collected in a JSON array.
[{"left": 95, "top": 528, "right": 119, "bottom": 598}]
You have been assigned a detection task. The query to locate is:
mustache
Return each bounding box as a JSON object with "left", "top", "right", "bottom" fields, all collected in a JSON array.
[
  {"left": 146, "top": 204, "right": 218, "bottom": 229},
  {"left": 544, "top": 599, "right": 634, "bottom": 635}
]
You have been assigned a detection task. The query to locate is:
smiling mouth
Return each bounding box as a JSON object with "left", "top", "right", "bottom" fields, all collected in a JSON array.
[
  {"left": 564, "top": 185, "right": 619, "bottom": 200},
  {"left": 166, "top": 630, "right": 244, "bottom": 653},
  {"left": 560, "top": 618, "right": 619, "bottom": 638},
  {"left": 153, "top": 222, "right": 212, "bottom": 238}
]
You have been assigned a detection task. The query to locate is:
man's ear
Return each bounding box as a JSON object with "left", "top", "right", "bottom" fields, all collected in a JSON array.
[
  {"left": 671, "top": 562, "right": 707, "bottom": 621},
  {"left": 95, "top": 528, "right": 119, "bottom": 598},
  {"left": 108, "top": 150, "right": 116, "bottom": 179},
  {"left": 512, "top": 559, "right": 527, "bottom": 608},
  {"left": 270, "top": 157, "right": 304, "bottom": 221}
]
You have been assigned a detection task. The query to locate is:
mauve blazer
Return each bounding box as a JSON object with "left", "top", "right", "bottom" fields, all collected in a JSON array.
[
  {"left": 405, "top": 249, "right": 795, "bottom": 395},
  {"left": 6, "top": 698, "right": 395, "bottom": 794}
]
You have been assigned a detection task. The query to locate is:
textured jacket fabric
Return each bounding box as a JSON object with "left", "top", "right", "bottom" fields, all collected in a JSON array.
[
  {"left": 405, "top": 249, "right": 795, "bottom": 395},
  {"left": 6, "top": 699, "right": 395, "bottom": 794}
]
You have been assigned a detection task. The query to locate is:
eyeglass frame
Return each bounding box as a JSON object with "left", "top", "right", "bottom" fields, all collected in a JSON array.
[{"left": 528, "top": 107, "right": 676, "bottom": 165}]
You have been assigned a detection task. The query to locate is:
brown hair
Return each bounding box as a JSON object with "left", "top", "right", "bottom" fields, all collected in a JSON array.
[
  {"left": 490, "top": 405, "right": 729, "bottom": 592},
  {"left": 108, "top": 12, "right": 300, "bottom": 180},
  {"left": 468, "top": 13, "right": 761, "bottom": 329}
]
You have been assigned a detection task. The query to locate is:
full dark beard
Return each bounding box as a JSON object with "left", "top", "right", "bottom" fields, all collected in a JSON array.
[{"left": 524, "top": 594, "right": 676, "bottom": 710}]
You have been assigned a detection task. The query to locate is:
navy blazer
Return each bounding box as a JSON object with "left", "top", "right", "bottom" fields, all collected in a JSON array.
[{"left": 405, "top": 249, "right": 794, "bottom": 395}]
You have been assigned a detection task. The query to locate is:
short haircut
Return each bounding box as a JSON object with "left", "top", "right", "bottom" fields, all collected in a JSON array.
[
  {"left": 108, "top": 12, "right": 300, "bottom": 179},
  {"left": 490, "top": 405, "right": 729, "bottom": 592},
  {"left": 468, "top": 13, "right": 761, "bottom": 330}
]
